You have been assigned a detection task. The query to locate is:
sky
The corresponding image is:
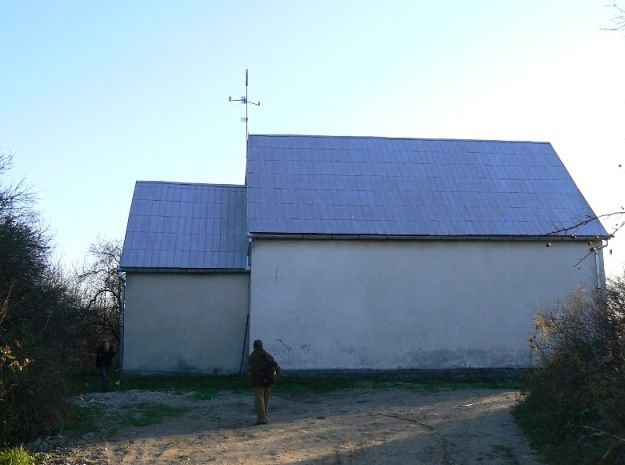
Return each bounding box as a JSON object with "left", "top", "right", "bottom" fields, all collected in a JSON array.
[{"left": 1, "top": 1, "right": 624, "bottom": 276}]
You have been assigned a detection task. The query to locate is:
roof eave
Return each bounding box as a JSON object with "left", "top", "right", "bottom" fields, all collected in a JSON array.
[
  {"left": 248, "top": 232, "right": 611, "bottom": 242},
  {"left": 118, "top": 266, "right": 249, "bottom": 274}
]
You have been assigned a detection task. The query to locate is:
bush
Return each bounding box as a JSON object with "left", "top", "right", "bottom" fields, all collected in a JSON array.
[
  {"left": 0, "top": 154, "right": 88, "bottom": 442},
  {"left": 1, "top": 358, "right": 70, "bottom": 441},
  {"left": 0, "top": 251, "right": 79, "bottom": 442},
  {"left": 521, "top": 275, "right": 625, "bottom": 464}
]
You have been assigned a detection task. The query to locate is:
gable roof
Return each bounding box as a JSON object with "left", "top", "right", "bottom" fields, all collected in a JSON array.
[
  {"left": 120, "top": 181, "right": 248, "bottom": 271},
  {"left": 246, "top": 134, "right": 608, "bottom": 238}
]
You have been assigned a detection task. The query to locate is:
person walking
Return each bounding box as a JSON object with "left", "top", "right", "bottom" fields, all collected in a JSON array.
[
  {"left": 249, "top": 339, "right": 280, "bottom": 425},
  {"left": 95, "top": 338, "right": 115, "bottom": 392}
]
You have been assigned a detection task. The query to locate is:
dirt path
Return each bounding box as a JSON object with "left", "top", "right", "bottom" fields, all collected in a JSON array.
[{"left": 36, "top": 387, "right": 545, "bottom": 465}]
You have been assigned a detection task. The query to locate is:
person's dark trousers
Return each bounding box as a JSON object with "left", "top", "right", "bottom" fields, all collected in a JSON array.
[{"left": 100, "top": 366, "right": 111, "bottom": 392}]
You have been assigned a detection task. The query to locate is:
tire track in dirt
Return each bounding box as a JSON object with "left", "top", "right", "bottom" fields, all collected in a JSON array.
[{"left": 377, "top": 412, "right": 462, "bottom": 465}]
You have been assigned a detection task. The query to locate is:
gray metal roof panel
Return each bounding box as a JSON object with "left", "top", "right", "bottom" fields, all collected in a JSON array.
[
  {"left": 120, "top": 181, "right": 248, "bottom": 270},
  {"left": 247, "top": 135, "right": 607, "bottom": 237}
]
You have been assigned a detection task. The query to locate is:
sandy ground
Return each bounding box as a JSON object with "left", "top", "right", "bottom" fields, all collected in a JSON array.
[{"left": 34, "top": 386, "right": 546, "bottom": 465}]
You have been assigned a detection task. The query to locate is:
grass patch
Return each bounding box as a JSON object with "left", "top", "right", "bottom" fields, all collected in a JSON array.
[
  {"left": 114, "top": 402, "right": 189, "bottom": 428},
  {"left": 59, "top": 404, "right": 102, "bottom": 437},
  {"left": 60, "top": 402, "right": 189, "bottom": 437},
  {"left": 0, "top": 446, "right": 35, "bottom": 465},
  {"left": 514, "top": 400, "right": 619, "bottom": 465},
  {"left": 277, "top": 376, "right": 362, "bottom": 396},
  {"left": 275, "top": 374, "right": 522, "bottom": 398},
  {"left": 490, "top": 444, "right": 520, "bottom": 465},
  {"left": 476, "top": 444, "right": 521, "bottom": 464},
  {"left": 372, "top": 376, "right": 522, "bottom": 392},
  {"left": 70, "top": 372, "right": 522, "bottom": 398},
  {"left": 70, "top": 373, "right": 250, "bottom": 399}
]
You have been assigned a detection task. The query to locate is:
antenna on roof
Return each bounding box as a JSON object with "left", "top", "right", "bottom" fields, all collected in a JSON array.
[{"left": 228, "top": 69, "right": 260, "bottom": 142}]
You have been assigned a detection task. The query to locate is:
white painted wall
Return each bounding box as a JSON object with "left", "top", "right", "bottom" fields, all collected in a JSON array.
[
  {"left": 123, "top": 272, "right": 249, "bottom": 373},
  {"left": 249, "top": 239, "right": 603, "bottom": 369}
]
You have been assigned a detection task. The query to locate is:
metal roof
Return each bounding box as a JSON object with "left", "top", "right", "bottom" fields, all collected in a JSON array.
[
  {"left": 120, "top": 181, "right": 248, "bottom": 271},
  {"left": 247, "top": 135, "right": 608, "bottom": 238}
]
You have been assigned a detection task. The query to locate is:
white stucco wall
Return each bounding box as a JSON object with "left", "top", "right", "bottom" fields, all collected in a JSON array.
[
  {"left": 249, "top": 239, "right": 604, "bottom": 369},
  {"left": 123, "top": 272, "right": 249, "bottom": 373}
]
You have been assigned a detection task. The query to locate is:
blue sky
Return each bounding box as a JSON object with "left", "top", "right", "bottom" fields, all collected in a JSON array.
[{"left": 1, "top": 1, "right": 624, "bottom": 275}]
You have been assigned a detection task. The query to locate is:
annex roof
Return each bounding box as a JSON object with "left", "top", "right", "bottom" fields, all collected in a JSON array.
[
  {"left": 246, "top": 134, "right": 608, "bottom": 238},
  {"left": 120, "top": 181, "right": 247, "bottom": 271}
]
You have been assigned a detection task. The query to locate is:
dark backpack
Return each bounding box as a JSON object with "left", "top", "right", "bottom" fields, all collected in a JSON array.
[{"left": 264, "top": 361, "right": 278, "bottom": 385}]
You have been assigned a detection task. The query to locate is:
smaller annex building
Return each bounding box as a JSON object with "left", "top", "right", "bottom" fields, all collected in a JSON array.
[
  {"left": 120, "top": 135, "right": 609, "bottom": 373},
  {"left": 120, "top": 183, "right": 249, "bottom": 372}
]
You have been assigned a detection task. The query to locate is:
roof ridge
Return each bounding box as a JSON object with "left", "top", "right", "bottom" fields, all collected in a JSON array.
[
  {"left": 136, "top": 180, "right": 245, "bottom": 189},
  {"left": 249, "top": 134, "right": 551, "bottom": 145}
]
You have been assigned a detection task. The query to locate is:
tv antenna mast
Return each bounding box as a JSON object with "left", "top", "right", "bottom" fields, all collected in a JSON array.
[{"left": 228, "top": 69, "right": 260, "bottom": 141}]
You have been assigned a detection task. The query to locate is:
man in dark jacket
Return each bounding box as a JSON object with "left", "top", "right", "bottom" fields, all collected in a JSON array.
[
  {"left": 249, "top": 339, "right": 280, "bottom": 425},
  {"left": 95, "top": 339, "right": 115, "bottom": 392}
]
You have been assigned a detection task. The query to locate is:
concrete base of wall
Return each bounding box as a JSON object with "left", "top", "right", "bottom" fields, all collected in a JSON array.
[{"left": 281, "top": 368, "right": 527, "bottom": 381}]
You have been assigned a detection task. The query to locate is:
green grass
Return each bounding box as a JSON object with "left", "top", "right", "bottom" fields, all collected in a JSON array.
[
  {"left": 71, "top": 373, "right": 365, "bottom": 399},
  {"left": 60, "top": 404, "right": 102, "bottom": 437},
  {"left": 276, "top": 376, "right": 362, "bottom": 395},
  {"left": 71, "top": 372, "right": 522, "bottom": 398},
  {"left": 59, "top": 402, "right": 189, "bottom": 437},
  {"left": 476, "top": 444, "right": 522, "bottom": 464},
  {"left": 490, "top": 444, "right": 521, "bottom": 465},
  {"left": 115, "top": 402, "right": 190, "bottom": 428},
  {"left": 370, "top": 376, "right": 522, "bottom": 392},
  {"left": 70, "top": 373, "right": 250, "bottom": 399},
  {"left": 0, "top": 446, "right": 35, "bottom": 465}
]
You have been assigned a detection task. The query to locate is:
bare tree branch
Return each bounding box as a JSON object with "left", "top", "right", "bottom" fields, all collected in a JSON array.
[
  {"left": 74, "top": 238, "right": 124, "bottom": 345},
  {"left": 547, "top": 210, "right": 624, "bottom": 236},
  {"left": 85, "top": 288, "right": 120, "bottom": 310},
  {"left": 603, "top": 2, "right": 625, "bottom": 31}
]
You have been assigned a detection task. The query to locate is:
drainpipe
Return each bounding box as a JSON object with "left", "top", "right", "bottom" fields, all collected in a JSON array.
[
  {"left": 118, "top": 270, "right": 126, "bottom": 371},
  {"left": 594, "top": 248, "right": 601, "bottom": 290},
  {"left": 593, "top": 240, "right": 607, "bottom": 291},
  {"left": 239, "top": 237, "right": 253, "bottom": 373}
]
